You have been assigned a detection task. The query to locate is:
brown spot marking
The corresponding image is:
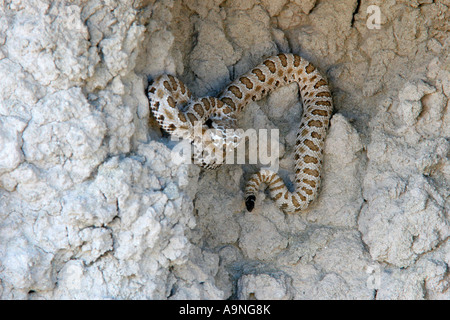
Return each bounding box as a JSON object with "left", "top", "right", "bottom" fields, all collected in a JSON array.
[
  {"left": 301, "top": 128, "right": 309, "bottom": 136},
  {"left": 163, "top": 81, "right": 171, "bottom": 91},
  {"left": 311, "top": 131, "right": 322, "bottom": 139},
  {"left": 297, "top": 147, "right": 306, "bottom": 154},
  {"left": 229, "top": 85, "right": 243, "bottom": 99},
  {"left": 167, "top": 96, "right": 176, "bottom": 108},
  {"left": 269, "top": 174, "right": 279, "bottom": 184},
  {"left": 294, "top": 55, "right": 301, "bottom": 67},
  {"left": 302, "top": 179, "right": 316, "bottom": 188},
  {"left": 304, "top": 155, "right": 318, "bottom": 164},
  {"left": 168, "top": 124, "right": 176, "bottom": 131},
  {"left": 316, "top": 101, "right": 332, "bottom": 107},
  {"left": 179, "top": 81, "right": 186, "bottom": 94},
  {"left": 278, "top": 53, "right": 288, "bottom": 67},
  {"left": 263, "top": 60, "right": 276, "bottom": 73},
  {"left": 308, "top": 120, "right": 323, "bottom": 128},
  {"left": 223, "top": 106, "right": 232, "bottom": 114},
  {"left": 294, "top": 153, "right": 300, "bottom": 160},
  {"left": 148, "top": 86, "right": 156, "bottom": 94},
  {"left": 178, "top": 113, "right": 187, "bottom": 123},
  {"left": 281, "top": 203, "right": 289, "bottom": 210},
  {"left": 316, "top": 91, "right": 331, "bottom": 98},
  {"left": 305, "top": 63, "right": 316, "bottom": 74},
  {"left": 303, "top": 168, "right": 319, "bottom": 177},
  {"left": 168, "top": 75, "right": 178, "bottom": 91},
  {"left": 314, "top": 79, "right": 327, "bottom": 89},
  {"left": 240, "top": 77, "right": 254, "bottom": 89},
  {"left": 297, "top": 69, "right": 303, "bottom": 76},
  {"left": 304, "top": 139, "right": 320, "bottom": 152},
  {"left": 284, "top": 191, "right": 289, "bottom": 199},
  {"left": 221, "top": 97, "right": 235, "bottom": 109},
  {"left": 187, "top": 112, "right": 198, "bottom": 125},
  {"left": 301, "top": 84, "right": 308, "bottom": 91},
  {"left": 273, "top": 192, "right": 283, "bottom": 201},
  {"left": 310, "top": 75, "right": 317, "bottom": 82},
  {"left": 267, "top": 78, "right": 275, "bottom": 85},
  {"left": 292, "top": 195, "right": 300, "bottom": 207},
  {"left": 271, "top": 177, "right": 283, "bottom": 185},
  {"left": 297, "top": 192, "right": 307, "bottom": 202},
  {"left": 157, "top": 89, "right": 164, "bottom": 99},
  {"left": 270, "top": 184, "right": 285, "bottom": 192},
  {"left": 193, "top": 103, "right": 204, "bottom": 117},
  {"left": 201, "top": 98, "right": 211, "bottom": 110},
  {"left": 312, "top": 109, "right": 329, "bottom": 116},
  {"left": 216, "top": 99, "right": 224, "bottom": 109},
  {"left": 287, "top": 67, "right": 293, "bottom": 74},
  {"left": 255, "top": 85, "right": 262, "bottom": 91},
  {"left": 302, "top": 187, "right": 314, "bottom": 195},
  {"left": 209, "top": 97, "right": 216, "bottom": 108},
  {"left": 252, "top": 68, "right": 266, "bottom": 82}
]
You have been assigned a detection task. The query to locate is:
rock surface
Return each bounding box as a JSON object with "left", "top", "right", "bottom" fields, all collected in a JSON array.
[{"left": 0, "top": 0, "right": 449, "bottom": 299}]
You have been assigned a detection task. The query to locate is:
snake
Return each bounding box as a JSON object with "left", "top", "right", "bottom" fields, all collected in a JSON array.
[{"left": 147, "top": 53, "right": 333, "bottom": 214}]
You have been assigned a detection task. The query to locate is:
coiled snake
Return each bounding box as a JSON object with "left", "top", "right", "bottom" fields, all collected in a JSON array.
[{"left": 148, "top": 53, "right": 333, "bottom": 214}]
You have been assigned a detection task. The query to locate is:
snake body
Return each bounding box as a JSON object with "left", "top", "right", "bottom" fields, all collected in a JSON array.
[{"left": 148, "top": 53, "right": 333, "bottom": 213}]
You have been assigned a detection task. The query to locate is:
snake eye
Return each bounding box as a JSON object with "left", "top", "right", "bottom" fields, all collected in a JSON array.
[{"left": 205, "top": 118, "right": 213, "bottom": 128}]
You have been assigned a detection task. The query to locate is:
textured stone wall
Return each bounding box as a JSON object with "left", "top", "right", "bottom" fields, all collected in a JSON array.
[{"left": 0, "top": 0, "right": 448, "bottom": 299}]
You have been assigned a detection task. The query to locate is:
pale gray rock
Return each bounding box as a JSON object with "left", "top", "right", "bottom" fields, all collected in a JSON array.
[{"left": 0, "top": 0, "right": 448, "bottom": 300}]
